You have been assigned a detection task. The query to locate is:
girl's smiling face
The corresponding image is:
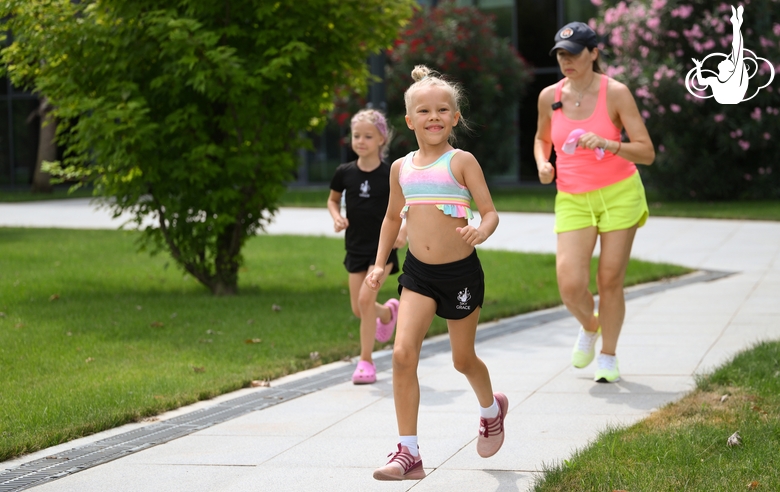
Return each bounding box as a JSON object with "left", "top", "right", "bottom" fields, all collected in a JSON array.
[
  {"left": 350, "top": 121, "right": 384, "bottom": 159},
  {"left": 405, "top": 86, "right": 460, "bottom": 146}
]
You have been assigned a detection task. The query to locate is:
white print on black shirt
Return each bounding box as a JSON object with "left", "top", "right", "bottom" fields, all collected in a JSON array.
[
  {"left": 456, "top": 287, "right": 472, "bottom": 310},
  {"left": 359, "top": 180, "right": 371, "bottom": 198}
]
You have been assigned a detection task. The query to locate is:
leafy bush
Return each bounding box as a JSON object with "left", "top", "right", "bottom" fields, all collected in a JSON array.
[
  {"left": 1, "top": 0, "right": 414, "bottom": 294},
  {"left": 592, "top": 0, "right": 780, "bottom": 200},
  {"left": 384, "top": 1, "right": 533, "bottom": 176}
]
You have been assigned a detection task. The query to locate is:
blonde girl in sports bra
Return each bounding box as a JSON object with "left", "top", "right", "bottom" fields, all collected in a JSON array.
[
  {"left": 365, "top": 65, "right": 506, "bottom": 481},
  {"left": 535, "top": 22, "right": 656, "bottom": 384}
]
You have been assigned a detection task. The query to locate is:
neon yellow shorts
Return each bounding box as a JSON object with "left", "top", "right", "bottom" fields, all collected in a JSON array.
[{"left": 554, "top": 171, "right": 649, "bottom": 234}]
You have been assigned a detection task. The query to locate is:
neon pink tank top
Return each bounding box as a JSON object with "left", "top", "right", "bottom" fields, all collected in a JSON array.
[{"left": 551, "top": 75, "right": 637, "bottom": 194}]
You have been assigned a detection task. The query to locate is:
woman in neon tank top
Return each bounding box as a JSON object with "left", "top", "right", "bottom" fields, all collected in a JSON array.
[
  {"left": 534, "top": 22, "right": 656, "bottom": 384},
  {"left": 365, "top": 65, "right": 506, "bottom": 481}
]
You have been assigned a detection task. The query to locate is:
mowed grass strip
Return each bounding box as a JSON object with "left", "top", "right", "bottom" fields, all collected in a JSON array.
[
  {"left": 533, "top": 340, "right": 780, "bottom": 492},
  {"left": 279, "top": 186, "right": 780, "bottom": 221},
  {"left": 0, "top": 228, "right": 689, "bottom": 461}
]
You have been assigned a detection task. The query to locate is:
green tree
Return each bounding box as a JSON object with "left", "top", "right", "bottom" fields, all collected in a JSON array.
[
  {"left": 1, "top": 0, "right": 414, "bottom": 294},
  {"left": 29, "top": 96, "right": 57, "bottom": 193}
]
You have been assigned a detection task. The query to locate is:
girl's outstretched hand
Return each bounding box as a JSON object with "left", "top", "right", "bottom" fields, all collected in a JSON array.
[
  {"left": 393, "top": 221, "right": 408, "bottom": 249},
  {"left": 333, "top": 216, "right": 349, "bottom": 233},
  {"left": 364, "top": 266, "right": 385, "bottom": 291},
  {"left": 393, "top": 235, "right": 407, "bottom": 249},
  {"left": 456, "top": 225, "right": 486, "bottom": 246}
]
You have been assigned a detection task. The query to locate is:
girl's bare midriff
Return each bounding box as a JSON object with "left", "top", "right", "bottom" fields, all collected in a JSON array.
[{"left": 404, "top": 205, "right": 474, "bottom": 264}]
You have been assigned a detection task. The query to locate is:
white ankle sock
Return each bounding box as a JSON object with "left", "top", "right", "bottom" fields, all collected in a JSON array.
[
  {"left": 399, "top": 436, "right": 419, "bottom": 456},
  {"left": 479, "top": 398, "right": 499, "bottom": 419}
]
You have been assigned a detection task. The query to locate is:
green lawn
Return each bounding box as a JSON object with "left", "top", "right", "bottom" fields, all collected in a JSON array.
[
  {"left": 533, "top": 340, "right": 780, "bottom": 491},
  {"left": 0, "top": 228, "right": 689, "bottom": 461}
]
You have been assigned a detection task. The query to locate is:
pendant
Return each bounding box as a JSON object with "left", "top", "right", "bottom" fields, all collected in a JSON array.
[{"left": 575, "top": 101, "right": 580, "bottom": 107}]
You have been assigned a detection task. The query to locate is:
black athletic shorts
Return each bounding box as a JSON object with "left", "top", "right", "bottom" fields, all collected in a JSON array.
[
  {"left": 397, "top": 249, "right": 484, "bottom": 320},
  {"left": 344, "top": 249, "right": 400, "bottom": 275}
]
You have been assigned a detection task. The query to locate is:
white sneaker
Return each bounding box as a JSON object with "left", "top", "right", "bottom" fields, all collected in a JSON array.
[
  {"left": 571, "top": 326, "right": 600, "bottom": 368},
  {"left": 594, "top": 353, "right": 620, "bottom": 383}
]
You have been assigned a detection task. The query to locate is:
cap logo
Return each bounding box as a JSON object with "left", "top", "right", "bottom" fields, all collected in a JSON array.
[{"left": 560, "top": 28, "right": 574, "bottom": 39}]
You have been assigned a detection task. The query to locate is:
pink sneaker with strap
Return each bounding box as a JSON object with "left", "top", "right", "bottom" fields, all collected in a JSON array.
[
  {"left": 372, "top": 444, "right": 425, "bottom": 481},
  {"left": 476, "top": 392, "right": 508, "bottom": 458}
]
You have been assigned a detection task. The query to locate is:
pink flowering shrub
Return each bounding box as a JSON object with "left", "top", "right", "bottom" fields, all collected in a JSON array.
[
  {"left": 384, "top": 1, "right": 533, "bottom": 176},
  {"left": 594, "top": 0, "right": 780, "bottom": 199}
]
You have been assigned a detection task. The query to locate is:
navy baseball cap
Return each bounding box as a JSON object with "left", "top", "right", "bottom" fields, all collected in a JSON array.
[{"left": 549, "top": 22, "right": 599, "bottom": 56}]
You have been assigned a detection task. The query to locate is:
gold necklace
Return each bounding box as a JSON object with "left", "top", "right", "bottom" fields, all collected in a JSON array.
[{"left": 571, "top": 73, "right": 595, "bottom": 107}]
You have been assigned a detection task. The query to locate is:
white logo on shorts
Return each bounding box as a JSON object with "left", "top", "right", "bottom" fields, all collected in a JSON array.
[{"left": 456, "top": 287, "right": 472, "bottom": 310}]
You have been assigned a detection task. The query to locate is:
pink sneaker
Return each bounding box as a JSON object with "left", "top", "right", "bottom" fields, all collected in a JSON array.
[
  {"left": 351, "top": 360, "right": 376, "bottom": 385},
  {"left": 375, "top": 299, "right": 399, "bottom": 343},
  {"left": 476, "top": 392, "right": 508, "bottom": 458},
  {"left": 373, "top": 444, "right": 425, "bottom": 481}
]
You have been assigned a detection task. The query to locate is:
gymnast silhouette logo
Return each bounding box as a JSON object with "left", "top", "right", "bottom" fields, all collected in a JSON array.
[
  {"left": 685, "top": 5, "right": 774, "bottom": 104},
  {"left": 359, "top": 180, "right": 370, "bottom": 198},
  {"left": 456, "top": 288, "right": 471, "bottom": 310}
]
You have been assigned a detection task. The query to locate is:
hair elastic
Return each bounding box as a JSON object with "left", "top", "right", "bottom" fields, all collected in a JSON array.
[{"left": 373, "top": 116, "right": 388, "bottom": 139}]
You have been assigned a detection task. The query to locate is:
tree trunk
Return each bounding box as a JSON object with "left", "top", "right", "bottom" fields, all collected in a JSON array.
[
  {"left": 31, "top": 97, "right": 56, "bottom": 193},
  {"left": 211, "top": 279, "right": 238, "bottom": 296},
  {"left": 211, "top": 223, "right": 241, "bottom": 296}
]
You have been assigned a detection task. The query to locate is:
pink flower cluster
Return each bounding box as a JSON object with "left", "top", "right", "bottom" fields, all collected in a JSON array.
[
  {"left": 594, "top": 0, "right": 780, "bottom": 122},
  {"left": 671, "top": 5, "right": 694, "bottom": 18},
  {"left": 592, "top": 0, "right": 780, "bottom": 199}
]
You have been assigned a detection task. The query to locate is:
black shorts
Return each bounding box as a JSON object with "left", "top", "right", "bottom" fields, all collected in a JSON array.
[
  {"left": 344, "top": 249, "right": 400, "bottom": 275},
  {"left": 397, "top": 249, "right": 484, "bottom": 320}
]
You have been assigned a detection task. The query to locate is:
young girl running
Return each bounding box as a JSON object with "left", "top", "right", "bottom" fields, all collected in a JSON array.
[
  {"left": 365, "top": 66, "right": 506, "bottom": 481},
  {"left": 328, "top": 109, "right": 407, "bottom": 385}
]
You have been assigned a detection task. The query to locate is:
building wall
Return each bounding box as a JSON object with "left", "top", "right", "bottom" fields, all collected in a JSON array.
[{"left": 0, "top": 77, "right": 41, "bottom": 189}]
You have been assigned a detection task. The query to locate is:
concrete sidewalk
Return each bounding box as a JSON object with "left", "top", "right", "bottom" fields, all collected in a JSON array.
[{"left": 2, "top": 201, "right": 779, "bottom": 491}]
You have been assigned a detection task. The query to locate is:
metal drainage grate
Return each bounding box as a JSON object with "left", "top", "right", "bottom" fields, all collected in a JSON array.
[{"left": 0, "top": 269, "right": 732, "bottom": 491}]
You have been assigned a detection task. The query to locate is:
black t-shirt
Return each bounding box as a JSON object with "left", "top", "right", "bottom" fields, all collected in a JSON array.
[{"left": 330, "top": 160, "right": 391, "bottom": 256}]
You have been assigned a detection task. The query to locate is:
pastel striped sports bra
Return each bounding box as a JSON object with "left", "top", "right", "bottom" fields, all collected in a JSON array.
[{"left": 398, "top": 149, "right": 473, "bottom": 219}]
